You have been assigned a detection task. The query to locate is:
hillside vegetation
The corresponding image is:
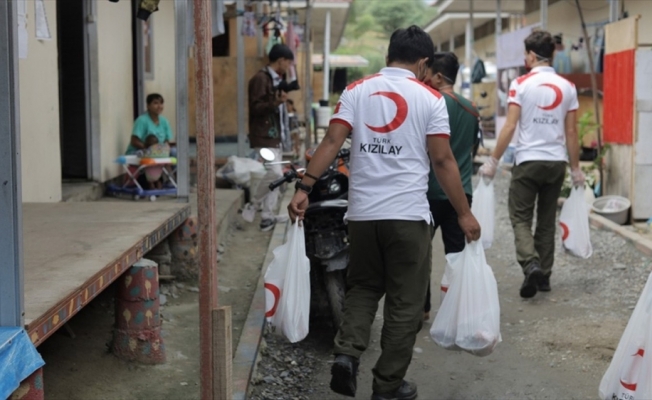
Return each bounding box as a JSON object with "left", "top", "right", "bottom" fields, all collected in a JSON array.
[{"left": 335, "top": 0, "right": 439, "bottom": 82}]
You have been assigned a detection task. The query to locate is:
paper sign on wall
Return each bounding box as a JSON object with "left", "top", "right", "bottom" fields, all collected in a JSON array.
[
  {"left": 17, "top": 0, "right": 27, "bottom": 59},
  {"left": 35, "top": 0, "right": 52, "bottom": 41}
]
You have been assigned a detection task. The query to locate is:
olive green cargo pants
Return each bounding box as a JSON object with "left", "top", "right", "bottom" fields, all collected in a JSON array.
[
  {"left": 508, "top": 161, "right": 567, "bottom": 276},
  {"left": 333, "top": 219, "right": 433, "bottom": 394}
]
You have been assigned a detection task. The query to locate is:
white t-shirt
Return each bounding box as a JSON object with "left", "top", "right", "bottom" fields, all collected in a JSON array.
[
  {"left": 508, "top": 66, "right": 579, "bottom": 165},
  {"left": 330, "top": 67, "right": 450, "bottom": 222}
]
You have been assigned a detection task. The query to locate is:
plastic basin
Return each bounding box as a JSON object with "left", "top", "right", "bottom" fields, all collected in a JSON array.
[{"left": 591, "top": 195, "right": 631, "bottom": 225}]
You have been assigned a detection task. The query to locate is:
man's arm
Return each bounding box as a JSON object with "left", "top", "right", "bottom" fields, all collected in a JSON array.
[
  {"left": 565, "top": 111, "right": 580, "bottom": 170},
  {"left": 131, "top": 136, "right": 146, "bottom": 150},
  {"left": 479, "top": 104, "right": 520, "bottom": 178},
  {"left": 428, "top": 135, "right": 481, "bottom": 241},
  {"left": 166, "top": 118, "right": 173, "bottom": 143},
  {"left": 287, "top": 122, "right": 350, "bottom": 221},
  {"left": 130, "top": 118, "right": 147, "bottom": 150},
  {"left": 492, "top": 104, "right": 520, "bottom": 161},
  {"left": 565, "top": 110, "right": 585, "bottom": 187}
]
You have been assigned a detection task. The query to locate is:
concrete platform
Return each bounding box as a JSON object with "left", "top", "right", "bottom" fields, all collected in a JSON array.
[{"left": 23, "top": 201, "right": 191, "bottom": 346}]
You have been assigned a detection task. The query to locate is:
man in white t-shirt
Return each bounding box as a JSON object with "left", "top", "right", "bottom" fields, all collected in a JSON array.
[
  {"left": 288, "top": 26, "right": 480, "bottom": 400},
  {"left": 480, "top": 30, "right": 584, "bottom": 299}
]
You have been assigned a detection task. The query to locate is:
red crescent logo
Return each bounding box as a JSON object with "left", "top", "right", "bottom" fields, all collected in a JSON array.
[
  {"left": 264, "top": 283, "right": 281, "bottom": 318},
  {"left": 560, "top": 222, "right": 569, "bottom": 241},
  {"left": 538, "top": 83, "right": 563, "bottom": 110},
  {"left": 364, "top": 91, "right": 408, "bottom": 134},
  {"left": 619, "top": 348, "right": 645, "bottom": 391}
]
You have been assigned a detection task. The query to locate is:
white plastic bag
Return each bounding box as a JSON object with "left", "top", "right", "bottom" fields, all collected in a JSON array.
[
  {"left": 264, "top": 223, "right": 311, "bottom": 343},
  {"left": 440, "top": 262, "right": 453, "bottom": 307},
  {"left": 559, "top": 186, "right": 593, "bottom": 259},
  {"left": 471, "top": 177, "right": 495, "bottom": 250},
  {"left": 216, "top": 156, "right": 266, "bottom": 188},
  {"left": 430, "top": 240, "right": 501, "bottom": 357},
  {"left": 599, "top": 272, "right": 652, "bottom": 400},
  {"left": 241, "top": 203, "right": 257, "bottom": 223}
]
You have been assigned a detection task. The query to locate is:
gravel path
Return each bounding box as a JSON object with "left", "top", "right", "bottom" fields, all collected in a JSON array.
[{"left": 250, "top": 170, "right": 651, "bottom": 399}]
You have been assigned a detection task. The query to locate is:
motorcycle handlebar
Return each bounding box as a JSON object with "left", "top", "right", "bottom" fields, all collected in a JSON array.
[
  {"left": 269, "top": 176, "right": 289, "bottom": 191},
  {"left": 269, "top": 170, "right": 298, "bottom": 191},
  {"left": 268, "top": 149, "right": 349, "bottom": 191}
]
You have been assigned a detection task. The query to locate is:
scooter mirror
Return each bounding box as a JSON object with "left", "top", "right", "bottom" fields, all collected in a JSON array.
[{"left": 259, "top": 148, "right": 276, "bottom": 162}]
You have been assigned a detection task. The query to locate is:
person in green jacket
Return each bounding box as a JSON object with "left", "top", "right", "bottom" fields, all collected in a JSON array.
[{"left": 422, "top": 52, "right": 480, "bottom": 320}]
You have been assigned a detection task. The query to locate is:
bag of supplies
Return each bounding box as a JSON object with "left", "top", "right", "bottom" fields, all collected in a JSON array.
[
  {"left": 440, "top": 262, "right": 453, "bottom": 307},
  {"left": 559, "top": 186, "right": 593, "bottom": 259},
  {"left": 264, "top": 223, "right": 311, "bottom": 343},
  {"left": 472, "top": 177, "right": 495, "bottom": 250},
  {"left": 599, "top": 272, "right": 652, "bottom": 400},
  {"left": 430, "top": 240, "right": 501, "bottom": 357}
]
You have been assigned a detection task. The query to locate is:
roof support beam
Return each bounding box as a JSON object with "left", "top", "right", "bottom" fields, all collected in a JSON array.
[{"left": 0, "top": 0, "right": 24, "bottom": 328}]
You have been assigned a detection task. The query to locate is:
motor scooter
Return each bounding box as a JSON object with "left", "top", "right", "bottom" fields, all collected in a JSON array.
[{"left": 261, "top": 146, "right": 350, "bottom": 330}]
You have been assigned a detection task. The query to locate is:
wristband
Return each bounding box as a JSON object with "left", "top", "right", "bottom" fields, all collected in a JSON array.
[
  {"left": 303, "top": 171, "right": 320, "bottom": 181},
  {"left": 295, "top": 180, "right": 313, "bottom": 195}
]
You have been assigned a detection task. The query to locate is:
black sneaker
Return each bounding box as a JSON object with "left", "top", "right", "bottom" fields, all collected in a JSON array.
[
  {"left": 520, "top": 262, "right": 544, "bottom": 299},
  {"left": 371, "top": 381, "right": 418, "bottom": 400},
  {"left": 260, "top": 219, "right": 276, "bottom": 232},
  {"left": 538, "top": 275, "right": 551, "bottom": 292},
  {"left": 330, "top": 354, "right": 359, "bottom": 397}
]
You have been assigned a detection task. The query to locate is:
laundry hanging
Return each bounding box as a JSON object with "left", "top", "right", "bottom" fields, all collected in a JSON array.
[{"left": 242, "top": 11, "right": 257, "bottom": 37}]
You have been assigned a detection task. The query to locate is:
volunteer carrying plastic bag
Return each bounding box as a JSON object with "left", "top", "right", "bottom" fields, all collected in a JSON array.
[
  {"left": 264, "top": 222, "right": 311, "bottom": 343},
  {"left": 431, "top": 240, "right": 501, "bottom": 357},
  {"left": 471, "top": 177, "right": 495, "bottom": 250},
  {"left": 599, "top": 271, "right": 652, "bottom": 400},
  {"left": 559, "top": 186, "right": 593, "bottom": 259}
]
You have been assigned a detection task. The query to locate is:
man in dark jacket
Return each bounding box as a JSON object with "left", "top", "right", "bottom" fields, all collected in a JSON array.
[
  {"left": 422, "top": 52, "right": 479, "bottom": 320},
  {"left": 248, "top": 44, "right": 293, "bottom": 231}
]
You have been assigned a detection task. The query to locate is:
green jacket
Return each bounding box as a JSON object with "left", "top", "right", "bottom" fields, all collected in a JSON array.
[{"left": 427, "top": 91, "right": 479, "bottom": 200}]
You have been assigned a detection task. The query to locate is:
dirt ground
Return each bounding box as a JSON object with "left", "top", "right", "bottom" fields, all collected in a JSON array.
[
  {"left": 251, "top": 172, "right": 652, "bottom": 400},
  {"left": 39, "top": 211, "right": 272, "bottom": 400}
]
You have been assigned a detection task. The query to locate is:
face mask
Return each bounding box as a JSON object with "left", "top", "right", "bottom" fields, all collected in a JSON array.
[{"left": 524, "top": 58, "right": 531, "bottom": 72}]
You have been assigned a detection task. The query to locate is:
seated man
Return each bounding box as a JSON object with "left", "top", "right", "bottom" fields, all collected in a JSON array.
[
  {"left": 127, "top": 93, "right": 173, "bottom": 154},
  {"left": 126, "top": 93, "right": 173, "bottom": 190}
]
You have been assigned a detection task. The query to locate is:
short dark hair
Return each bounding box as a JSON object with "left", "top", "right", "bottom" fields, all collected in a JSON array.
[
  {"left": 387, "top": 25, "right": 435, "bottom": 65},
  {"left": 268, "top": 44, "right": 294, "bottom": 62},
  {"left": 429, "top": 52, "right": 460, "bottom": 84},
  {"left": 147, "top": 93, "right": 164, "bottom": 104},
  {"left": 524, "top": 30, "right": 555, "bottom": 60}
]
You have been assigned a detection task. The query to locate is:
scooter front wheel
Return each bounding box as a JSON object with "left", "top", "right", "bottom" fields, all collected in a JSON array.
[{"left": 324, "top": 269, "right": 346, "bottom": 331}]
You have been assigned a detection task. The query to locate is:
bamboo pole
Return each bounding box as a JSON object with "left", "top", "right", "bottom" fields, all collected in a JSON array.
[{"left": 574, "top": 0, "right": 604, "bottom": 196}]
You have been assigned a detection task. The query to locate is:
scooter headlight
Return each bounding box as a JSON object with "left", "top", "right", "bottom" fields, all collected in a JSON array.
[{"left": 329, "top": 180, "right": 341, "bottom": 194}]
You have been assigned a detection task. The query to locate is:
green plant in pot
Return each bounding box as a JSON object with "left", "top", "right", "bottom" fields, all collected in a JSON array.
[{"left": 560, "top": 111, "right": 610, "bottom": 198}]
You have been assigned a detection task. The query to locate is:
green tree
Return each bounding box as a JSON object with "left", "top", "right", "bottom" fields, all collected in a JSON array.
[
  {"left": 371, "top": 0, "right": 428, "bottom": 37},
  {"left": 352, "top": 14, "right": 379, "bottom": 39}
]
